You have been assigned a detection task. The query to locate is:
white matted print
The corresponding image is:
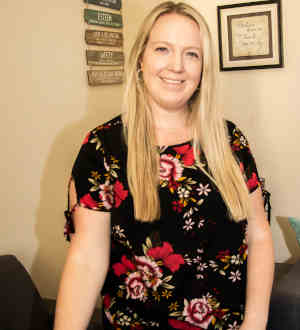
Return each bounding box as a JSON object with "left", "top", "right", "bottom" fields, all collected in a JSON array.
[{"left": 217, "top": 0, "right": 283, "bottom": 71}]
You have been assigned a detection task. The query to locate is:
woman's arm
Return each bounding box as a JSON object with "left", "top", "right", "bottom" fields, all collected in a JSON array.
[
  {"left": 241, "top": 187, "right": 274, "bottom": 330},
  {"left": 54, "top": 182, "right": 111, "bottom": 330}
]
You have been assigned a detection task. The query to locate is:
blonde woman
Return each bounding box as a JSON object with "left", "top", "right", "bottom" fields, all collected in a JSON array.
[{"left": 54, "top": 2, "right": 274, "bottom": 329}]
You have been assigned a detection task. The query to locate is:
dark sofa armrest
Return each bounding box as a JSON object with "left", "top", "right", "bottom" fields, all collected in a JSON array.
[
  {"left": 0, "top": 254, "right": 50, "bottom": 330},
  {"left": 268, "top": 260, "right": 300, "bottom": 330}
]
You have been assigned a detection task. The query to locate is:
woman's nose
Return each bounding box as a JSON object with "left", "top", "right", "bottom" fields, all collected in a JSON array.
[{"left": 168, "top": 52, "right": 184, "bottom": 72}]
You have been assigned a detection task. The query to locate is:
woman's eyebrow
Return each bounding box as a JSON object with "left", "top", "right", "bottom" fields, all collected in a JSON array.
[{"left": 149, "top": 40, "right": 201, "bottom": 51}]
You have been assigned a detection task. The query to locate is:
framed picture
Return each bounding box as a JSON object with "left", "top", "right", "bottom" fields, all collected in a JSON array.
[{"left": 217, "top": 0, "right": 283, "bottom": 71}]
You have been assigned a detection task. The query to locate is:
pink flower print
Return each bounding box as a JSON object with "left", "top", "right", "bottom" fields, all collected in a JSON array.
[
  {"left": 173, "top": 144, "right": 195, "bottom": 166},
  {"left": 160, "top": 154, "right": 184, "bottom": 182},
  {"left": 125, "top": 271, "right": 147, "bottom": 301},
  {"left": 104, "top": 158, "right": 110, "bottom": 172},
  {"left": 112, "top": 255, "right": 136, "bottom": 277},
  {"left": 99, "top": 181, "right": 114, "bottom": 210},
  {"left": 198, "top": 218, "right": 205, "bottom": 229},
  {"left": 228, "top": 321, "right": 240, "bottom": 330},
  {"left": 113, "top": 180, "right": 128, "bottom": 208},
  {"left": 229, "top": 270, "right": 241, "bottom": 282},
  {"left": 99, "top": 180, "right": 128, "bottom": 210},
  {"left": 197, "top": 263, "right": 208, "bottom": 272},
  {"left": 183, "top": 297, "right": 213, "bottom": 329},
  {"left": 79, "top": 193, "right": 99, "bottom": 209},
  {"left": 196, "top": 183, "right": 211, "bottom": 196},
  {"left": 147, "top": 242, "right": 184, "bottom": 273},
  {"left": 177, "top": 187, "right": 190, "bottom": 199},
  {"left": 183, "top": 219, "right": 195, "bottom": 231},
  {"left": 135, "top": 256, "right": 163, "bottom": 290}
]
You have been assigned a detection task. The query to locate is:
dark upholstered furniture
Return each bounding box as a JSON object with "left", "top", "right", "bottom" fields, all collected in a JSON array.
[
  {"left": 0, "top": 255, "right": 50, "bottom": 330},
  {"left": 1, "top": 254, "right": 299, "bottom": 329},
  {"left": 267, "top": 261, "right": 300, "bottom": 330},
  {"left": 0, "top": 255, "right": 102, "bottom": 330}
]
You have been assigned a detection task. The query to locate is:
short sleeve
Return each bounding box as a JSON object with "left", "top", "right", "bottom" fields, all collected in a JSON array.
[
  {"left": 227, "top": 121, "right": 260, "bottom": 193},
  {"left": 64, "top": 129, "right": 112, "bottom": 240}
]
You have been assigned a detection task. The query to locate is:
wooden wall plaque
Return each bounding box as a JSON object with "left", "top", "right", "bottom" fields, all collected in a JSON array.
[
  {"left": 84, "top": 0, "right": 121, "bottom": 11},
  {"left": 87, "top": 70, "right": 123, "bottom": 85},
  {"left": 84, "top": 9, "right": 122, "bottom": 28},
  {"left": 85, "top": 30, "right": 123, "bottom": 47},
  {"left": 86, "top": 50, "right": 124, "bottom": 66}
]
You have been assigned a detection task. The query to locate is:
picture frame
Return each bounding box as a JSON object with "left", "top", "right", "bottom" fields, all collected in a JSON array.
[{"left": 217, "top": 0, "right": 283, "bottom": 71}]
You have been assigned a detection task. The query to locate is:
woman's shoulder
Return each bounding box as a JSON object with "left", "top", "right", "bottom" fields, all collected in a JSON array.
[
  {"left": 81, "top": 114, "right": 124, "bottom": 155},
  {"left": 89, "top": 114, "right": 123, "bottom": 142},
  {"left": 91, "top": 114, "right": 123, "bottom": 135},
  {"left": 225, "top": 119, "right": 238, "bottom": 137},
  {"left": 225, "top": 119, "right": 250, "bottom": 151}
]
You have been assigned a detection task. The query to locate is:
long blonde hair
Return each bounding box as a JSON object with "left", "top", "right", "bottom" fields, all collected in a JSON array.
[{"left": 122, "top": 1, "right": 250, "bottom": 222}]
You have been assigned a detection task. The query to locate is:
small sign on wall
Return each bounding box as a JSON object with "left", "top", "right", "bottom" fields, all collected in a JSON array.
[
  {"left": 84, "top": 9, "right": 123, "bottom": 28},
  {"left": 87, "top": 69, "right": 123, "bottom": 86},
  {"left": 85, "top": 30, "right": 123, "bottom": 47},
  {"left": 84, "top": 0, "right": 122, "bottom": 11},
  {"left": 84, "top": 0, "right": 124, "bottom": 86},
  {"left": 86, "top": 50, "right": 124, "bottom": 66}
]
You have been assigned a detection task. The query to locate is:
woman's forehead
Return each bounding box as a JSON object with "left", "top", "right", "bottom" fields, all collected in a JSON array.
[{"left": 147, "top": 13, "right": 202, "bottom": 48}]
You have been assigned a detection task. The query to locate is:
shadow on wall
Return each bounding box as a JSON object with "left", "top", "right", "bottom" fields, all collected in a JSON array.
[
  {"left": 29, "top": 0, "right": 156, "bottom": 303},
  {"left": 30, "top": 84, "right": 122, "bottom": 300},
  {"left": 276, "top": 216, "right": 300, "bottom": 264}
]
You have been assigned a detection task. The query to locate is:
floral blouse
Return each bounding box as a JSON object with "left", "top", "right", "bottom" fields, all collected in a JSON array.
[{"left": 64, "top": 115, "right": 260, "bottom": 330}]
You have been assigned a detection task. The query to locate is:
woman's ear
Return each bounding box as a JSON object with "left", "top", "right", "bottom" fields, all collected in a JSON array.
[{"left": 139, "top": 61, "right": 143, "bottom": 71}]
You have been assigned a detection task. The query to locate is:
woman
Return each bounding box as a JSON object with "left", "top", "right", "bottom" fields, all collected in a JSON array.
[{"left": 54, "top": 2, "right": 274, "bottom": 329}]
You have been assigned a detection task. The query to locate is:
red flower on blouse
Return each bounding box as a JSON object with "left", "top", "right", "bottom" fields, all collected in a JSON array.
[
  {"left": 216, "top": 249, "right": 231, "bottom": 263},
  {"left": 114, "top": 180, "right": 128, "bottom": 208},
  {"left": 172, "top": 200, "right": 184, "bottom": 213},
  {"left": 103, "top": 294, "right": 111, "bottom": 309},
  {"left": 113, "top": 255, "right": 136, "bottom": 276},
  {"left": 99, "top": 180, "right": 128, "bottom": 210},
  {"left": 173, "top": 144, "right": 195, "bottom": 166},
  {"left": 168, "top": 318, "right": 202, "bottom": 330},
  {"left": 147, "top": 242, "right": 184, "bottom": 273},
  {"left": 247, "top": 172, "right": 258, "bottom": 191},
  {"left": 79, "top": 193, "right": 98, "bottom": 209}
]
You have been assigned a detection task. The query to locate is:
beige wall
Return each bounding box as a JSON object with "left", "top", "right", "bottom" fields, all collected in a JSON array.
[{"left": 0, "top": 0, "right": 299, "bottom": 299}]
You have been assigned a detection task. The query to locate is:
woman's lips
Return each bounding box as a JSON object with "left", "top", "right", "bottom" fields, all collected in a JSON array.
[{"left": 160, "top": 77, "right": 184, "bottom": 84}]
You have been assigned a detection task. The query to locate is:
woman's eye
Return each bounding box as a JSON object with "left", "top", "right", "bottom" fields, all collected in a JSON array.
[
  {"left": 155, "top": 47, "right": 168, "bottom": 53},
  {"left": 187, "top": 52, "right": 199, "bottom": 58}
]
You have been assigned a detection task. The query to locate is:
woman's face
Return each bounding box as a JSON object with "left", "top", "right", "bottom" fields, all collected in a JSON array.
[{"left": 140, "top": 13, "right": 203, "bottom": 114}]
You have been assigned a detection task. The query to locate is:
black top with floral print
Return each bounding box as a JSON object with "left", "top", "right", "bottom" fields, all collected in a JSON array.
[{"left": 64, "top": 115, "right": 260, "bottom": 330}]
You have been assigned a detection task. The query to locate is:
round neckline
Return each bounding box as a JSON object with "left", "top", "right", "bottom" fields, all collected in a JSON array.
[{"left": 157, "top": 139, "right": 193, "bottom": 150}]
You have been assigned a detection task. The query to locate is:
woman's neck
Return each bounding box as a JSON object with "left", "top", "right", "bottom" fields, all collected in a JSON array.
[
  {"left": 152, "top": 107, "right": 190, "bottom": 130},
  {"left": 153, "top": 110, "right": 192, "bottom": 146}
]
